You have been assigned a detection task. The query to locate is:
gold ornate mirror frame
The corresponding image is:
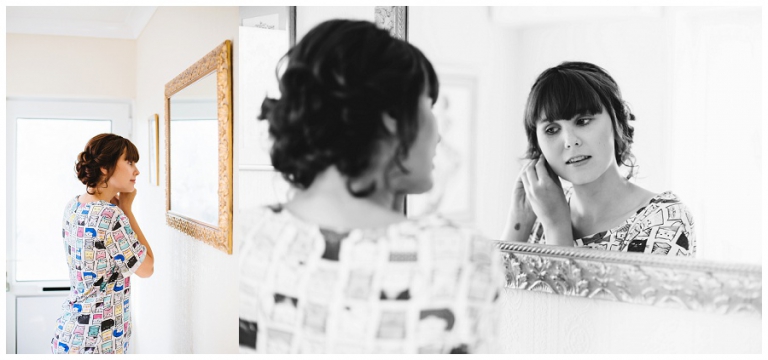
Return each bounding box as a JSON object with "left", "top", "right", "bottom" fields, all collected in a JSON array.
[
  {"left": 165, "top": 40, "right": 233, "bottom": 254},
  {"left": 380, "top": 6, "right": 762, "bottom": 316}
]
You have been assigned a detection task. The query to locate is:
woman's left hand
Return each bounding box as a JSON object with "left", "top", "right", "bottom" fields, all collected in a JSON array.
[{"left": 521, "top": 155, "right": 573, "bottom": 245}]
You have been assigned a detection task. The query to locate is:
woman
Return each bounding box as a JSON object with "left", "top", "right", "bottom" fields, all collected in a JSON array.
[
  {"left": 503, "top": 61, "right": 695, "bottom": 257},
  {"left": 52, "top": 133, "right": 155, "bottom": 354},
  {"left": 239, "top": 20, "right": 500, "bottom": 354}
]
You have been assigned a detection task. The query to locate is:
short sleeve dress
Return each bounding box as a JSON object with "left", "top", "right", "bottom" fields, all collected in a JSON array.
[
  {"left": 51, "top": 196, "right": 147, "bottom": 354},
  {"left": 238, "top": 205, "right": 503, "bottom": 354},
  {"left": 528, "top": 189, "right": 696, "bottom": 257}
]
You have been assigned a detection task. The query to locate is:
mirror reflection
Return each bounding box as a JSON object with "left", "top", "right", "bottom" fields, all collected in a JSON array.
[
  {"left": 407, "top": 6, "right": 761, "bottom": 264},
  {"left": 169, "top": 72, "right": 219, "bottom": 225}
]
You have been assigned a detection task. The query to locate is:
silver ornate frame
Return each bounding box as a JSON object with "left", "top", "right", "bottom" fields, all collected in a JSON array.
[
  {"left": 375, "top": 6, "right": 407, "bottom": 40},
  {"left": 496, "top": 241, "right": 761, "bottom": 315}
]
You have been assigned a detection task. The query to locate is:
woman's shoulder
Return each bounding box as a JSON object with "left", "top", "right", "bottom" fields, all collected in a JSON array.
[
  {"left": 388, "top": 213, "right": 475, "bottom": 237},
  {"left": 244, "top": 205, "right": 476, "bottom": 242},
  {"left": 66, "top": 196, "right": 121, "bottom": 218},
  {"left": 650, "top": 191, "right": 685, "bottom": 204},
  {"left": 642, "top": 191, "right": 692, "bottom": 214},
  {"left": 634, "top": 190, "right": 695, "bottom": 226}
]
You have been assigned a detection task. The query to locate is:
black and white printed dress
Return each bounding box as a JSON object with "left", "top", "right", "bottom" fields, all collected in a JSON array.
[
  {"left": 528, "top": 189, "right": 696, "bottom": 257},
  {"left": 239, "top": 205, "right": 501, "bottom": 354},
  {"left": 51, "top": 196, "right": 146, "bottom": 354}
]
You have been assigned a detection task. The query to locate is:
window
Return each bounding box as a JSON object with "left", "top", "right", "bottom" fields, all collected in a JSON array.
[{"left": 6, "top": 100, "right": 131, "bottom": 282}]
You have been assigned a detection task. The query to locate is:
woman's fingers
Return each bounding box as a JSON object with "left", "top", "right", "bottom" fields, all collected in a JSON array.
[
  {"left": 520, "top": 170, "right": 531, "bottom": 196},
  {"left": 535, "top": 156, "right": 552, "bottom": 185},
  {"left": 524, "top": 158, "right": 538, "bottom": 186}
]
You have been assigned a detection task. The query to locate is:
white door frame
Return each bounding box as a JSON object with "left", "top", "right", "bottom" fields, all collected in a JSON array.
[{"left": 5, "top": 98, "right": 132, "bottom": 354}]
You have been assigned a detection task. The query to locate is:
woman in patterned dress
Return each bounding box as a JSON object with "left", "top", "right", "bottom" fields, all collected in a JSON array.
[
  {"left": 52, "top": 133, "right": 155, "bottom": 354},
  {"left": 502, "top": 62, "right": 696, "bottom": 257},
  {"left": 239, "top": 19, "right": 501, "bottom": 354}
]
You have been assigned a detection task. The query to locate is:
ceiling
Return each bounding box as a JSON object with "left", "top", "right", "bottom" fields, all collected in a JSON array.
[{"left": 6, "top": 6, "right": 157, "bottom": 39}]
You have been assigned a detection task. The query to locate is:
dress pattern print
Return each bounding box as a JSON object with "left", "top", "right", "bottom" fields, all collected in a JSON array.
[
  {"left": 528, "top": 190, "right": 696, "bottom": 256},
  {"left": 51, "top": 196, "right": 147, "bottom": 354},
  {"left": 239, "top": 205, "right": 502, "bottom": 354}
]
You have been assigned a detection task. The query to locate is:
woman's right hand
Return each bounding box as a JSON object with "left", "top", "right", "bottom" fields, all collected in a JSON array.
[
  {"left": 116, "top": 189, "right": 137, "bottom": 213},
  {"left": 520, "top": 155, "right": 573, "bottom": 246}
]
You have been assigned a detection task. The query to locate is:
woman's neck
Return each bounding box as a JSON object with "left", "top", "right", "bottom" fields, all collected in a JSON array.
[
  {"left": 80, "top": 185, "right": 117, "bottom": 204},
  {"left": 284, "top": 166, "right": 405, "bottom": 231},
  {"left": 569, "top": 165, "right": 634, "bottom": 222}
]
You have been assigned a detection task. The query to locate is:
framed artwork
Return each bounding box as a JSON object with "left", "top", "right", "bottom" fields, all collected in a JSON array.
[
  {"left": 407, "top": 74, "right": 477, "bottom": 223},
  {"left": 147, "top": 114, "right": 159, "bottom": 186},
  {"left": 239, "top": 6, "right": 296, "bottom": 168}
]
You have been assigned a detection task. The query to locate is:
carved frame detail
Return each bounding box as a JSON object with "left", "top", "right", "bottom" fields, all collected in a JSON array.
[
  {"left": 496, "top": 241, "right": 761, "bottom": 315},
  {"left": 375, "top": 6, "right": 407, "bottom": 40},
  {"left": 165, "top": 40, "right": 233, "bottom": 254}
]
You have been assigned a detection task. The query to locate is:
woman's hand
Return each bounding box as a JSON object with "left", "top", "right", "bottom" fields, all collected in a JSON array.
[
  {"left": 520, "top": 155, "right": 573, "bottom": 246},
  {"left": 115, "top": 189, "right": 137, "bottom": 213}
]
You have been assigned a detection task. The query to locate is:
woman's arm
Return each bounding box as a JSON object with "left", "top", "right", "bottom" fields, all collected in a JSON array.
[
  {"left": 501, "top": 164, "right": 538, "bottom": 242},
  {"left": 116, "top": 189, "right": 154, "bottom": 277}
]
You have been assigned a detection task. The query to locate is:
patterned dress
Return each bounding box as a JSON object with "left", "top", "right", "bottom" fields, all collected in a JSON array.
[
  {"left": 239, "top": 205, "right": 502, "bottom": 354},
  {"left": 51, "top": 196, "right": 147, "bottom": 354},
  {"left": 528, "top": 189, "right": 696, "bottom": 256}
]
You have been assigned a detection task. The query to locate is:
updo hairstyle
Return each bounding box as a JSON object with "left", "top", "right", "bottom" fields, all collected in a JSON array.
[
  {"left": 75, "top": 133, "right": 139, "bottom": 194},
  {"left": 259, "top": 19, "right": 439, "bottom": 197}
]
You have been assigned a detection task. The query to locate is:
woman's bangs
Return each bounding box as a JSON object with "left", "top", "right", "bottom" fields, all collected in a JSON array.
[
  {"left": 124, "top": 140, "right": 140, "bottom": 163},
  {"left": 531, "top": 73, "right": 605, "bottom": 124}
]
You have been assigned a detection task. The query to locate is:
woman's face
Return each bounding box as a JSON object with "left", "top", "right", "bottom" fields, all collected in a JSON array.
[
  {"left": 390, "top": 92, "right": 440, "bottom": 194},
  {"left": 105, "top": 150, "right": 139, "bottom": 193},
  {"left": 536, "top": 108, "right": 616, "bottom": 185}
]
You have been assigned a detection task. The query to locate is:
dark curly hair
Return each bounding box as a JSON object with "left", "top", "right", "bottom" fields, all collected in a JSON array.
[
  {"left": 258, "top": 19, "right": 439, "bottom": 197},
  {"left": 523, "top": 61, "right": 637, "bottom": 179},
  {"left": 75, "top": 133, "right": 139, "bottom": 194}
]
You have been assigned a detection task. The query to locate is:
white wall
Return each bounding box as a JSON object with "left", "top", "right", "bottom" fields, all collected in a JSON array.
[
  {"left": 131, "top": 6, "right": 240, "bottom": 354},
  {"left": 501, "top": 289, "right": 760, "bottom": 353},
  {"left": 6, "top": 34, "right": 136, "bottom": 99},
  {"left": 409, "top": 7, "right": 520, "bottom": 240}
]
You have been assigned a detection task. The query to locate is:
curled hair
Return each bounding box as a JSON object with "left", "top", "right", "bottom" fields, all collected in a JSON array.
[
  {"left": 258, "top": 19, "right": 439, "bottom": 196},
  {"left": 75, "top": 133, "right": 139, "bottom": 194},
  {"left": 523, "top": 61, "right": 637, "bottom": 179}
]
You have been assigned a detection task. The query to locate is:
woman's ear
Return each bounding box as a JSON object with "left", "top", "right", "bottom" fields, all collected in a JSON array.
[
  {"left": 382, "top": 112, "right": 397, "bottom": 135},
  {"left": 101, "top": 167, "right": 108, "bottom": 176}
]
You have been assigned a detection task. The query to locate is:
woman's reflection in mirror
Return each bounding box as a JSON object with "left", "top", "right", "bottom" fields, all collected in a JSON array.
[
  {"left": 52, "top": 133, "right": 155, "bottom": 354},
  {"left": 502, "top": 62, "right": 696, "bottom": 257},
  {"left": 239, "top": 19, "right": 501, "bottom": 354}
]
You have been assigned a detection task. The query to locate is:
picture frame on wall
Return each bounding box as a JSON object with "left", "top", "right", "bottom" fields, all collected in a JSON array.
[
  {"left": 239, "top": 6, "right": 296, "bottom": 168},
  {"left": 148, "top": 113, "right": 160, "bottom": 186},
  {"left": 407, "top": 73, "right": 477, "bottom": 223}
]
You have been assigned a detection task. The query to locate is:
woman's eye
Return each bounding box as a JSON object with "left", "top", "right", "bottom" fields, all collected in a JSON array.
[
  {"left": 577, "top": 118, "right": 592, "bottom": 126},
  {"left": 544, "top": 126, "right": 559, "bottom": 135}
]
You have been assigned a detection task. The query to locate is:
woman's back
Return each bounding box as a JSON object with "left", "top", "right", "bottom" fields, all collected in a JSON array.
[{"left": 238, "top": 205, "right": 499, "bottom": 353}]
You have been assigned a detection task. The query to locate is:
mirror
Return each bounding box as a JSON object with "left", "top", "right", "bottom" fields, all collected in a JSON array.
[
  {"left": 405, "top": 6, "right": 761, "bottom": 266},
  {"left": 397, "top": 6, "right": 761, "bottom": 316},
  {"left": 165, "top": 40, "right": 233, "bottom": 254}
]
